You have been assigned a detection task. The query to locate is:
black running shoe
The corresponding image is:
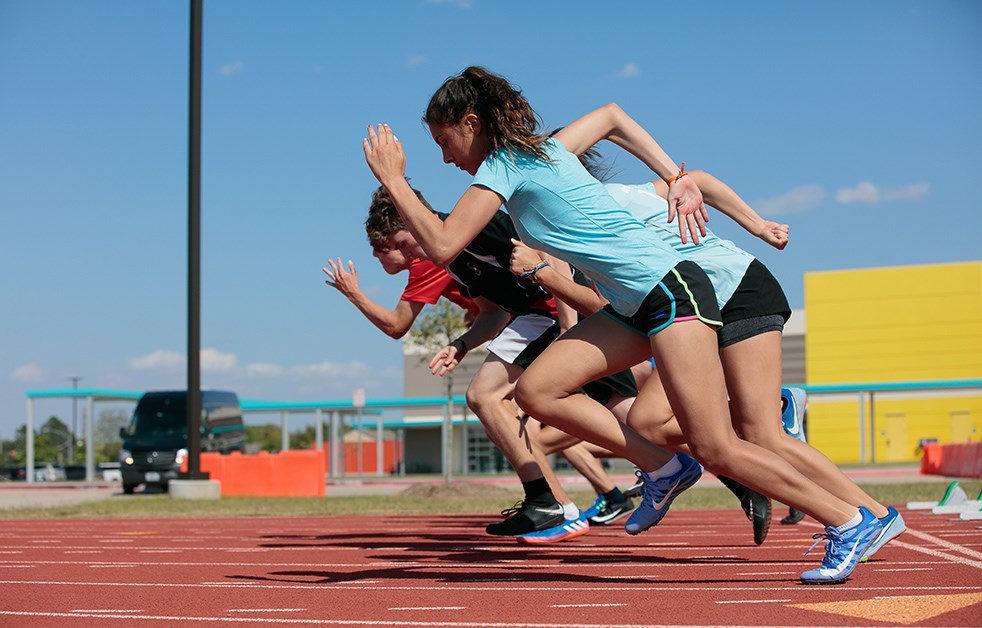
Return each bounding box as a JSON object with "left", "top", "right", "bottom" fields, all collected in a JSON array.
[
  {"left": 718, "top": 475, "right": 772, "bottom": 545},
  {"left": 587, "top": 495, "right": 635, "bottom": 526},
  {"left": 744, "top": 489, "right": 772, "bottom": 545},
  {"left": 781, "top": 508, "right": 806, "bottom": 525},
  {"left": 623, "top": 479, "right": 643, "bottom": 499},
  {"left": 485, "top": 500, "right": 565, "bottom": 536}
]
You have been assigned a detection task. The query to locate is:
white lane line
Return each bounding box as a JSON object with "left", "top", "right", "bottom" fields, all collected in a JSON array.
[
  {"left": 388, "top": 606, "right": 466, "bottom": 611},
  {"left": 0, "top": 609, "right": 804, "bottom": 626},
  {"left": 890, "top": 539, "right": 982, "bottom": 569},
  {"left": 71, "top": 609, "right": 144, "bottom": 613},
  {"left": 139, "top": 550, "right": 182, "bottom": 554},
  {"left": 716, "top": 599, "right": 792, "bottom": 604},
  {"left": 2, "top": 578, "right": 979, "bottom": 594},
  {"left": 338, "top": 580, "right": 383, "bottom": 585},
  {"left": 88, "top": 565, "right": 137, "bottom": 568},
  {"left": 551, "top": 603, "right": 627, "bottom": 608},
  {"left": 874, "top": 567, "right": 934, "bottom": 572},
  {"left": 903, "top": 528, "right": 982, "bottom": 561},
  {"left": 0, "top": 559, "right": 425, "bottom": 568},
  {"left": 227, "top": 609, "right": 306, "bottom": 613},
  {"left": 736, "top": 572, "right": 799, "bottom": 576}
]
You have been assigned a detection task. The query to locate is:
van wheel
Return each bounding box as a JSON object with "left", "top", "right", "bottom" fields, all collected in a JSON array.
[{"left": 122, "top": 483, "right": 136, "bottom": 495}]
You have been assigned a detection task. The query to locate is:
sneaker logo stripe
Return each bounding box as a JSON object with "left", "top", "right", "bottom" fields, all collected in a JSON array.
[{"left": 650, "top": 479, "right": 683, "bottom": 509}]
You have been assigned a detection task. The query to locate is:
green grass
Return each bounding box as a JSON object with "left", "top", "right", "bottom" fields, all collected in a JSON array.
[{"left": 1, "top": 479, "right": 977, "bottom": 519}]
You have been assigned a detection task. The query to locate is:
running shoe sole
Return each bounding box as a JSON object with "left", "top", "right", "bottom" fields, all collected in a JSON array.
[{"left": 517, "top": 517, "right": 590, "bottom": 544}]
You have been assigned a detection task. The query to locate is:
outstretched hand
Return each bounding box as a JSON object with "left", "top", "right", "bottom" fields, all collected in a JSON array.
[
  {"left": 666, "top": 175, "right": 709, "bottom": 245},
  {"left": 758, "top": 221, "right": 790, "bottom": 250},
  {"left": 428, "top": 344, "right": 462, "bottom": 377},
  {"left": 323, "top": 258, "right": 360, "bottom": 297},
  {"left": 363, "top": 123, "right": 406, "bottom": 187}
]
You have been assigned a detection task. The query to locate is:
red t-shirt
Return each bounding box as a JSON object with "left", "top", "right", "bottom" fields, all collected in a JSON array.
[{"left": 401, "top": 259, "right": 480, "bottom": 318}]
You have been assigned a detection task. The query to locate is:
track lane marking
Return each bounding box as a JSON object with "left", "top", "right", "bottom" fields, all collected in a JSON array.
[
  {"left": 551, "top": 603, "right": 627, "bottom": 608},
  {"left": 1, "top": 579, "right": 979, "bottom": 593},
  {"left": 0, "top": 611, "right": 880, "bottom": 627},
  {"left": 388, "top": 606, "right": 466, "bottom": 611},
  {"left": 889, "top": 539, "right": 982, "bottom": 569},
  {"left": 903, "top": 528, "right": 982, "bottom": 560}
]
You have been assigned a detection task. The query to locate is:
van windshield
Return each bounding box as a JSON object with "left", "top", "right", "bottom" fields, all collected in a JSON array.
[{"left": 130, "top": 397, "right": 187, "bottom": 437}]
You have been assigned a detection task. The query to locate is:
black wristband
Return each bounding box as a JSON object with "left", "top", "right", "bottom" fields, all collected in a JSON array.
[{"left": 452, "top": 338, "right": 468, "bottom": 354}]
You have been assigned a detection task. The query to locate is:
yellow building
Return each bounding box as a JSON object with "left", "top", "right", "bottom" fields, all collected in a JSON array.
[{"left": 804, "top": 261, "right": 982, "bottom": 463}]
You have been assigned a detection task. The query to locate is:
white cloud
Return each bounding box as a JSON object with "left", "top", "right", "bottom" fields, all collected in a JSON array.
[
  {"left": 426, "top": 0, "right": 473, "bottom": 8},
  {"left": 406, "top": 55, "right": 428, "bottom": 67},
  {"left": 836, "top": 181, "right": 930, "bottom": 204},
  {"left": 11, "top": 362, "right": 43, "bottom": 383},
  {"left": 129, "top": 349, "right": 183, "bottom": 371},
  {"left": 613, "top": 63, "right": 640, "bottom": 79},
  {"left": 291, "top": 361, "right": 371, "bottom": 378},
  {"left": 129, "top": 348, "right": 237, "bottom": 372},
  {"left": 754, "top": 185, "right": 826, "bottom": 215},
  {"left": 246, "top": 362, "right": 284, "bottom": 377},
  {"left": 218, "top": 61, "right": 244, "bottom": 77},
  {"left": 201, "top": 348, "right": 238, "bottom": 373},
  {"left": 126, "top": 350, "right": 379, "bottom": 390}
]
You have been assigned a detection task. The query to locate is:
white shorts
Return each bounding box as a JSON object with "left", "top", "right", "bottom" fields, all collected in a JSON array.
[{"left": 487, "top": 313, "right": 559, "bottom": 368}]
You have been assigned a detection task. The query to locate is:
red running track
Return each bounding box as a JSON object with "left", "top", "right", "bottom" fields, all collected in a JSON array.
[{"left": 0, "top": 506, "right": 980, "bottom": 627}]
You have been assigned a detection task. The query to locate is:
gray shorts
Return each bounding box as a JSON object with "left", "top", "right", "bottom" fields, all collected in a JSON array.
[{"left": 717, "top": 314, "right": 786, "bottom": 348}]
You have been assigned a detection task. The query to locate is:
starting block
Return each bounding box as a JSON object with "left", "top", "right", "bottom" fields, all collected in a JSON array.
[{"left": 906, "top": 481, "right": 980, "bottom": 512}]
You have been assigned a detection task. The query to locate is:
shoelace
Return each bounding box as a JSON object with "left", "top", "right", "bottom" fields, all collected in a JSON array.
[
  {"left": 499, "top": 500, "right": 526, "bottom": 518},
  {"left": 804, "top": 532, "right": 829, "bottom": 556},
  {"left": 803, "top": 532, "right": 841, "bottom": 566}
]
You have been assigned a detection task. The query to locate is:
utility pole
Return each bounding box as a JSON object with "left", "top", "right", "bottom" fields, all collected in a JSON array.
[
  {"left": 184, "top": 0, "right": 205, "bottom": 480},
  {"left": 67, "top": 375, "right": 83, "bottom": 462}
]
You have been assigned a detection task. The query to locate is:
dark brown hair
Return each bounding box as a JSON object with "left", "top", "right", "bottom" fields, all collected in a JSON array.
[
  {"left": 364, "top": 183, "right": 433, "bottom": 250},
  {"left": 424, "top": 66, "right": 550, "bottom": 161}
]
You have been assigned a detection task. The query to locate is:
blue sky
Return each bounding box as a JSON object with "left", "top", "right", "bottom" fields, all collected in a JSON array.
[{"left": 1, "top": 0, "right": 980, "bottom": 440}]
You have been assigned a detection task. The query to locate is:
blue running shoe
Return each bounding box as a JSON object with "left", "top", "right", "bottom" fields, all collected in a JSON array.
[
  {"left": 800, "top": 506, "right": 883, "bottom": 585},
  {"left": 582, "top": 496, "right": 606, "bottom": 520},
  {"left": 517, "top": 514, "right": 590, "bottom": 545},
  {"left": 624, "top": 453, "right": 703, "bottom": 535},
  {"left": 860, "top": 506, "right": 907, "bottom": 562},
  {"left": 781, "top": 387, "right": 808, "bottom": 442}
]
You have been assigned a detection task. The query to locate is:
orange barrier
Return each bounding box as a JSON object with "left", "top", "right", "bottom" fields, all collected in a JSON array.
[
  {"left": 197, "top": 450, "right": 326, "bottom": 497},
  {"left": 920, "top": 442, "right": 982, "bottom": 478},
  {"left": 330, "top": 441, "right": 403, "bottom": 474}
]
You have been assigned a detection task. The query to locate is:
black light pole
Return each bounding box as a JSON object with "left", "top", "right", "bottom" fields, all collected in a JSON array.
[{"left": 184, "top": 0, "right": 205, "bottom": 480}]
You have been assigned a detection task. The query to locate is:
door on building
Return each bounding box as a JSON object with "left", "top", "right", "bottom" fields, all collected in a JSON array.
[
  {"left": 950, "top": 409, "right": 975, "bottom": 442},
  {"left": 882, "top": 412, "right": 908, "bottom": 462}
]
